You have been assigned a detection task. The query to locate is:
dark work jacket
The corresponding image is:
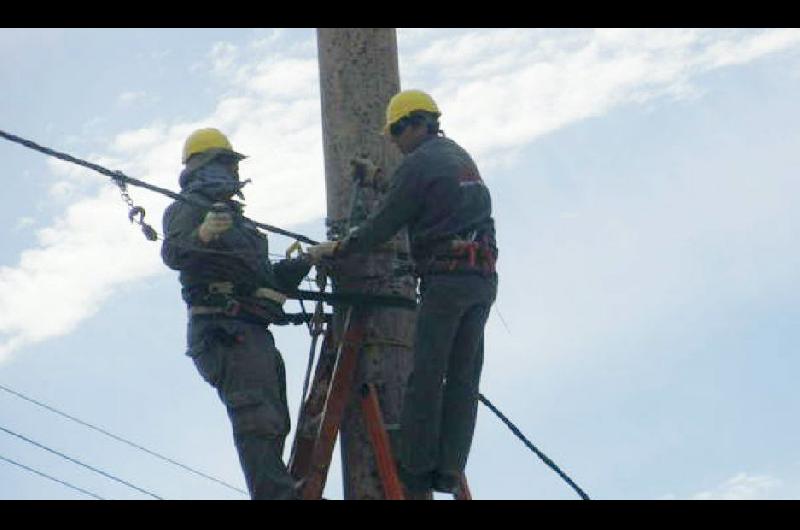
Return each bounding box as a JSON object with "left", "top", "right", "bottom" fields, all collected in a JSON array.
[
  {"left": 161, "top": 173, "right": 310, "bottom": 321},
  {"left": 342, "top": 135, "right": 496, "bottom": 264}
]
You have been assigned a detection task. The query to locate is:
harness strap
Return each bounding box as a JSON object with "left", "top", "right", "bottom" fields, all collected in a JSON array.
[{"left": 418, "top": 232, "right": 497, "bottom": 277}]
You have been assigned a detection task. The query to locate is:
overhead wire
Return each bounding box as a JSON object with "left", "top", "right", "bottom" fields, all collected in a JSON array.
[
  {"left": 477, "top": 393, "right": 590, "bottom": 500},
  {"left": 0, "top": 384, "right": 247, "bottom": 496},
  {"left": 0, "top": 454, "right": 105, "bottom": 500},
  {"left": 2, "top": 128, "right": 590, "bottom": 500},
  {"left": 0, "top": 129, "right": 319, "bottom": 245},
  {"left": 0, "top": 425, "right": 163, "bottom": 499}
]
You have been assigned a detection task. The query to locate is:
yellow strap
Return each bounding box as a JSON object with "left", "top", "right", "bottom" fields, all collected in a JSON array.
[
  {"left": 253, "top": 287, "right": 288, "bottom": 305},
  {"left": 285, "top": 240, "right": 303, "bottom": 259}
]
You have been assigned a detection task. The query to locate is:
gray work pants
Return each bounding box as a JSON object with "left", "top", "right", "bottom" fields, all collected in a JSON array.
[
  {"left": 187, "top": 316, "right": 296, "bottom": 500},
  {"left": 398, "top": 273, "right": 497, "bottom": 490}
]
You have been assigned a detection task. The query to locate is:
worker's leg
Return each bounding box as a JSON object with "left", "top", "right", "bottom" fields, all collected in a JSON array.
[
  {"left": 187, "top": 318, "right": 296, "bottom": 499},
  {"left": 435, "top": 275, "right": 496, "bottom": 493},
  {"left": 398, "top": 275, "right": 466, "bottom": 492}
]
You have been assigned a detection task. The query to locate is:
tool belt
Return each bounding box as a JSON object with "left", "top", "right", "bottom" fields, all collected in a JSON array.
[
  {"left": 189, "top": 281, "right": 287, "bottom": 323},
  {"left": 417, "top": 233, "right": 497, "bottom": 277}
]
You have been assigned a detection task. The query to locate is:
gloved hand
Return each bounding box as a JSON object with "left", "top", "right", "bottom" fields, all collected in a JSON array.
[
  {"left": 306, "top": 241, "right": 340, "bottom": 264},
  {"left": 198, "top": 204, "right": 233, "bottom": 243},
  {"left": 351, "top": 156, "right": 386, "bottom": 191}
]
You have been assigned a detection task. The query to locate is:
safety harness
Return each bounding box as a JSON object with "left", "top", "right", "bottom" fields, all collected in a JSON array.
[
  {"left": 188, "top": 281, "right": 417, "bottom": 326},
  {"left": 416, "top": 231, "right": 497, "bottom": 277}
]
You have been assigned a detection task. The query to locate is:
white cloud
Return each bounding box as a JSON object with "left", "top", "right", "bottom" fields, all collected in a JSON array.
[
  {"left": 0, "top": 35, "right": 325, "bottom": 361},
  {"left": 208, "top": 41, "right": 239, "bottom": 77},
  {"left": 398, "top": 27, "right": 800, "bottom": 374},
  {"left": 48, "top": 180, "right": 74, "bottom": 199},
  {"left": 14, "top": 217, "right": 35, "bottom": 230},
  {"left": 692, "top": 473, "right": 781, "bottom": 500},
  {"left": 246, "top": 58, "right": 319, "bottom": 99},
  {"left": 399, "top": 28, "right": 800, "bottom": 162},
  {"left": 0, "top": 189, "right": 162, "bottom": 361},
  {"left": 696, "top": 28, "right": 800, "bottom": 69},
  {"left": 112, "top": 125, "right": 167, "bottom": 152},
  {"left": 118, "top": 90, "right": 148, "bottom": 106},
  {"left": 2, "top": 28, "right": 800, "bottom": 361}
]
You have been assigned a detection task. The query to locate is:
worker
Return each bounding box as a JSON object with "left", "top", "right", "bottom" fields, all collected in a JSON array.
[
  {"left": 307, "top": 90, "right": 498, "bottom": 495},
  {"left": 161, "top": 128, "right": 311, "bottom": 500}
]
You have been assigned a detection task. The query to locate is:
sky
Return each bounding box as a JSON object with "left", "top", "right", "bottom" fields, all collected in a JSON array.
[{"left": 1, "top": 27, "right": 799, "bottom": 500}]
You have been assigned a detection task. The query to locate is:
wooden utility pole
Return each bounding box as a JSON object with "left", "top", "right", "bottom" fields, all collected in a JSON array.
[{"left": 316, "top": 28, "right": 422, "bottom": 499}]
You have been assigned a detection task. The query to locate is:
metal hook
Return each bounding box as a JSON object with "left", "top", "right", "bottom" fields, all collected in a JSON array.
[
  {"left": 128, "top": 206, "right": 146, "bottom": 224},
  {"left": 127, "top": 206, "right": 158, "bottom": 241}
]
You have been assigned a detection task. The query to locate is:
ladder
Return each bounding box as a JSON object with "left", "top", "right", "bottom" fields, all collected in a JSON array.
[
  {"left": 288, "top": 305, "right": 472, "bottom": 500},
  {"left": 288, "top": 157, "right": 471, "bottom": 500}
]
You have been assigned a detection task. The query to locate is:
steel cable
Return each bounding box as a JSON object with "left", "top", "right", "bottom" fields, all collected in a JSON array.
[
  {"left": 0, "top": 425, "right": 163, "bottom": 499},
  {"left": 0, "top": 384, "right": 247, "bottom": 496},
  {"left": 478, "top": 393, "right": 590, "bottom": 500},
  {"left": 0, "top": 454, "right": 106, "bottom": 500}
]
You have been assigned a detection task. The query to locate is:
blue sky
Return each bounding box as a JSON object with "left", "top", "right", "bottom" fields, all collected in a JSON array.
[{"left": 1, "top": 28, "right": 799, "bottom": 500}]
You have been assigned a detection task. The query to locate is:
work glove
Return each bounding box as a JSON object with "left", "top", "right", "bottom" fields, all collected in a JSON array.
[
  {"left": 198, "top": 203, "right": 233, "bottom": 243},
  {"left": 306, "top": 241, "right": 340, "bottom": 264},
  {"left": 351, "top": 156, "right": 386, "bottom": 191}
]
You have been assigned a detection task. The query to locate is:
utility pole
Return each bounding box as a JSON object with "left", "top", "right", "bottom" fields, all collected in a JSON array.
[{"left": 316, "top": 28, "right": 423, "bottom": 499}]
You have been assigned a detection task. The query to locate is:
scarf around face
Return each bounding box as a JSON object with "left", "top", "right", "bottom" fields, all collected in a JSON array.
[{"left": 179, "top": 159, "right": 250, "bottom": 201}]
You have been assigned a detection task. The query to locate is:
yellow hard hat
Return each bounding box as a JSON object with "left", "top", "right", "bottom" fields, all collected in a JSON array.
[
  {"left": 383, "top": 90, "right": 440, "bottom": 134},
  {"left": 182, "top": 128, "right": 246, "bottom": 164}
]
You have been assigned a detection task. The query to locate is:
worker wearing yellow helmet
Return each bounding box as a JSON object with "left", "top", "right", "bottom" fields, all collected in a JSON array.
[
  {"left": 178, "top": 128, "right": 248, "bottom": 200},
  {"left": 162, "top": 128, "right": 312, "bottom": 499},
  {"left": 308, "top": 89, "right": 499, "bottom": 496}
]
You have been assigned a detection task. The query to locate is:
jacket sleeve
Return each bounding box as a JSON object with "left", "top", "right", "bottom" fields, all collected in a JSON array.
[
  {"left": 339, "top": 159, "right": 423, "bottom": 255},
  {"left": 161, "top": 200, "right": 208, "bottom": 271},
  {"left": 272, "top": 256, "right": 313, "bottom": 291},
  {"left": 161, "top": 200, "right": 258, "bottom": 282}
]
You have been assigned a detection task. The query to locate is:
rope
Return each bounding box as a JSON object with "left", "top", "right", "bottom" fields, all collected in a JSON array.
[
  {"left": 478, "top": 393, "right": 590, "bottom": 500},
  {"left": 0, "top": 425, "right": 163, "bottom": 499},
  {"left": 0, "top": 129, "right": 319, "bottom": 245},
  {"left": 0, "top": 454, "right": 106, "bottom": 500},
  {"left": 0, "top": 384, "right": 247, "bottom": 496}
]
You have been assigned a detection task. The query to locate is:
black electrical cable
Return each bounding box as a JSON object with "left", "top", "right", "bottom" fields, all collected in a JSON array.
[
  {"left": 0, "top": 425, "right": 163, "bottom": 499},
  {"left": 2, "top": 128, "right": 589, "bottom": 500},
  {"left": 0, "top": 384, "right": 247, "bottom": 496},
  {"left": 0, "top": 129, "right": 319, "bottom": 245},
  {"left": 0, "top": 453, "right": 105, "bottom": 500},
  {"left": 478, "top": 393, "right": 590, "bottom": 500}
]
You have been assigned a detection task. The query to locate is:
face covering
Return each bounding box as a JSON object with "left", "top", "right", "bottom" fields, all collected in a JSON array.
[{"left": 179, "top": 159, "right": 250, "bottom": 201}]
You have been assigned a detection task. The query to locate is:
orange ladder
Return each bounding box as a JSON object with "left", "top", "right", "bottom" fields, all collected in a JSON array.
[{"left": 288, "top": 306, "right": 471, "bottom": 500}]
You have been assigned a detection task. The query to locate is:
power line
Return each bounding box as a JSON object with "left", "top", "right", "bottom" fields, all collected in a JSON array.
[
  {"left": 478, "top": 393, "right": 590, "bottom": 500},
  {"left": 0, "top": 454, "right": 105, "bottom": 500},
  {"left": 0, "top": 383, "right": 247, "bottom": 496},
  {"left": 1, "top": 128, "right": 586, "bottom": 499},
  {"left": 0, "top": 128, "right": 319, "bottom": 245},
  {"left": 495, "top": 306, "right": 512, "bottom": 335},
  {"left": 0, "top": 425, "right": 163, "bottom": 499}
]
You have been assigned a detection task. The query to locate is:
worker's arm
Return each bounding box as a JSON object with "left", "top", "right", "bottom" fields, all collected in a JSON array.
[
  {"left": 161, "top": 199, "right": 211, "bottom": 271},
  {"left": 161, "top": 198, "right": 255, "bottom": 282},
  {"left": 272, "top": 256, "right": 313, "bottom": 291},
  {"left": 338, "top": 160, "right": 423, "bottom": 255}
]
